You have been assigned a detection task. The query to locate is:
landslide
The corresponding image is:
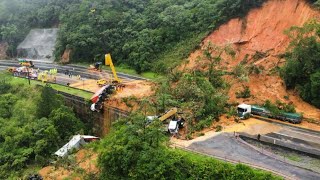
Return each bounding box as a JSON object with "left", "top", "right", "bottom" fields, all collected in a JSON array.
[{"left": 187, "top": 0, "right": 320, "bottom": 120}]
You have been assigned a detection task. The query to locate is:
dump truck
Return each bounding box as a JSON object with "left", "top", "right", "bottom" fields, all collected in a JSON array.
[{"left": 237, "top": 103, "right": 302, "bottom": 124}]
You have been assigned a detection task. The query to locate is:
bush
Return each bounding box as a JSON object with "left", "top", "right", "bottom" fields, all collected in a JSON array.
[
  {"left": 215, "top": 125, "right": 223, "bottom": 132},
  {"left": 236, "top": 86, "right": 251, "bottom": 98}
]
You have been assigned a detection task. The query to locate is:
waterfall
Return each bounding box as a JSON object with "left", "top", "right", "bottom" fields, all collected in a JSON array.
[{"left": 17, "top": 28, "right": 58, "bottom": 62}]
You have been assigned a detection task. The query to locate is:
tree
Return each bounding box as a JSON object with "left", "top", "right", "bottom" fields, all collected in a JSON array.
[
  {"left": 98, "top": 113, "right": 168, "bottom": 179},
  {"left": 97, "top": 113, "right": 279, "bottom": 179},
  {"left": 36, "top": 85, "right": 62, "bottom": 118},
  {"left": 49, "top": 105, "right": 84, "bottom": 141},
  {"left": 282, "top": 20, "right": 320, "bottom": 108},
  {"left": 0, "top": 24, "right": 18, "bottom": 57}
]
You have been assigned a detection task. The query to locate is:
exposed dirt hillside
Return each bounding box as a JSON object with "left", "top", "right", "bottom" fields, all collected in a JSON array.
[{"left": 187, "top": 0, "right": 320, "bottom": 120}]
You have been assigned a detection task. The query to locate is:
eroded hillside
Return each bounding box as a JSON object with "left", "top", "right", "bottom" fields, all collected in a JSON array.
[{"left": 187, "top": 0, "right": 320, "bottom": 120}]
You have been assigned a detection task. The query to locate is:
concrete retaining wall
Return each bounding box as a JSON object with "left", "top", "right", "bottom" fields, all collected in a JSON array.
[{"left": 239, "top": 132, "right": 320, "bottom": 157}]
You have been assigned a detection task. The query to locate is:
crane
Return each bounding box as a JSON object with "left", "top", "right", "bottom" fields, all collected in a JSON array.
[
  {"left": 97, "top": 53, "right": 121, "bottom": 86},
  {"left": 105, "top": 53, "right": 120, "bottom": 83}
]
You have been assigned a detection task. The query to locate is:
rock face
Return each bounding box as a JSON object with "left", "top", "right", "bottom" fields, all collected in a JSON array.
[
  {"left": 0, "top": 42, "right": 8, "bottom": 59},
  {"left": 187, "top": 0, "right": 320, "bottom": 120},
  {"left": 17, "top": 28, "right": 58, "bottom": 62},
  {"left": 61, "top": 48, "right": 71, "bottom": 64}
]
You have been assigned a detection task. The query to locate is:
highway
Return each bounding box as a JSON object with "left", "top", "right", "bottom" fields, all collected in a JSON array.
[
  {"left": 0, "top": 60, "right": 147, "bottom": 81},
  {"left": 185, "top": 133, "right": 320, "bottom": 180}
]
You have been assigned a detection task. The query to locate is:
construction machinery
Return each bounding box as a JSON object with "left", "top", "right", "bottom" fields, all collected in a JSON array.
[
  {"left": 88, "top": 62, "right": 102, "bottom": 72},
  {"left": 96, "top": 53, "right": 121, "bottom": 86},
  {"left": 18, "top": 59, "right": 34, "bottom": 67},
  {"left": 147, "top": 107, "right": 185, "bottom": 135}
]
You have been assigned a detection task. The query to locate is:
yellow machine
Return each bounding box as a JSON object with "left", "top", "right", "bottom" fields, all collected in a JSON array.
[
  {"left": 105, "top": 53, "right": 120, "bottom": 83},
  {"left": 159, "top": 108, "right": 178, "bottom": 122},
  {"left": 97, "top": 53, "right": 121, "bottom": 86}
]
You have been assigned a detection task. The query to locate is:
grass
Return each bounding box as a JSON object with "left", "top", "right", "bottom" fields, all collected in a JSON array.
[
  {"left": 9, "top": 76, "right": 93, "bottom": 99},
  {"left": 286, "top": 153, "right": 302, "bottom": 162},
  {"left": 174, "top": 149, "right": 282, "bottom": 179},
  {"left": 71, "top": 62, "right": 161, "bottom": 80}
]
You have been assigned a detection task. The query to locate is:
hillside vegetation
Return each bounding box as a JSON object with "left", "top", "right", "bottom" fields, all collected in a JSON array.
[
  {"left": 96, "top": 113, "right": 280, "bottom": 180},
  {"left": 0, "top": 0, "right": 266, "bottom": 73},
  {"left": 282, "top": 20, "right": 320, "bottom": 108},
  {"left": 0, "top": 73, "right": 85, "bottom": 179}
]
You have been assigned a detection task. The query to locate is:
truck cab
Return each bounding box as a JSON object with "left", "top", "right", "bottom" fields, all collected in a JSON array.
[{"left": 237, "top": 104, "right": 252, "bottom": 119}]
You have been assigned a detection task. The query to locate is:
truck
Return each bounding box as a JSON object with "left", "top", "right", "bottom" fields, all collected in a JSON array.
[
  {"left": 237, "top": 103, "right": 302, "bottom": 124},
  {"left": 146, "top": 107, "right": 185, "bottom": 135},
  {"left": 90, "top": 85, "right": 115, "bottom": 112}
]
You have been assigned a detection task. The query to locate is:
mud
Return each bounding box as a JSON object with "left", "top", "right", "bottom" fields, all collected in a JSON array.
[{"left": 186, "top": 0, "right": 320, "bottom": 121}]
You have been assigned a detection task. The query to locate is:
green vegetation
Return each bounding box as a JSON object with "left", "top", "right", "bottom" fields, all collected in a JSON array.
[
  {"left": 0, "top": 0, "right": 264, "bottom": 73},
  {"left": 96, "top": 113, "right": 280, "bottom": 179},
  {"left": 0, "top": 0, "right": 79, "bottom": 56},
  {"left": 0, "top": 73, "right": 85, "bottom": 179},
  {"left": 151, "top": 43, "right": 235, "bottom": 133},
  {"left": 282, "top": 20, "right": 320, "bottom": 108},
  {"left": 236, "top": 86, "right": 251, "bottom": 98},
  {"left": 263, "top": 100, "right": 296, "bottom": 116},
  {"left": 6, "top": 74, "right": 93, "bottom": 99}
]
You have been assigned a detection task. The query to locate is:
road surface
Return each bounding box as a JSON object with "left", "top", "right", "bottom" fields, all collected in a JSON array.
[
  {"left": 0, "top": 60, "right": 146, "bottom": 81},
  {"left": 185, "top": 133, "right": 320, "bottom": 180}
]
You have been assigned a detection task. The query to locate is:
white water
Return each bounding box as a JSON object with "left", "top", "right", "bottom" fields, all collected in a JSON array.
[{"left": 17, "top": 28, "right": 58, "bottom": 62}]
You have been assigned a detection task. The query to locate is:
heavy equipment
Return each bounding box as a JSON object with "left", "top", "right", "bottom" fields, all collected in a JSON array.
[
  {"left": 237, "top": 103, "right": 302, "bottom": 124},
  {"left": 96, "top": 53, "right": 121, "bottom": 86},
  {"left": 18, "top": 59, "right": 34, "bottom": 67},
  {"left": 88, "top": 62, "right": 102, "bottom": 71},
  {"left": 146, "top": 107, "right": 185, "bottom": 135}
]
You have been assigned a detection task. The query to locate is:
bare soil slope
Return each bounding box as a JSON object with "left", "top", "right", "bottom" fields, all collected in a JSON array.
[{"left": 187, "top": 0, "right": 320, "bottom": 120}]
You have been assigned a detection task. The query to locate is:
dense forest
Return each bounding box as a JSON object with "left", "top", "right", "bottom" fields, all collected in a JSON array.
[
  {"left": 0, "top": 0, "right": 266, "bottom": 73},
  {"left": 0, "top": 73, "right": 85, "bottom": 179},
  {"left": 282, "top": 20, "right": 320, "bottom": 108}
]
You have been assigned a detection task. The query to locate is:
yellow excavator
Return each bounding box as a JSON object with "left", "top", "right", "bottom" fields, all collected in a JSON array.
[
  {"left": 97, "top": 53, "right": 121, "bottom": 86},
  {"left": 146, "top": 108, "right": 185, "bottom": 135}
]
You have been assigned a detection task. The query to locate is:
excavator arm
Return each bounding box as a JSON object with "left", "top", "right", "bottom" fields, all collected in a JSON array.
[{"left": 159, "top": 108, "right": 178, "bottom": 121}]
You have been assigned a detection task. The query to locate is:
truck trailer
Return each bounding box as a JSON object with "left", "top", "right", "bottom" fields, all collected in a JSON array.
[{"left": 237, "top": 103, "right": 302, "bottom": 124}]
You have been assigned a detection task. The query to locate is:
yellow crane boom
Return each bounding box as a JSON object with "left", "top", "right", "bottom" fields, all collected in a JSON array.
[
  {"left": 159, "top": 108, "right": 178, "bottom": 121},
  {"left": 105, "top": 53, "right": 120, "bottom": 83}
]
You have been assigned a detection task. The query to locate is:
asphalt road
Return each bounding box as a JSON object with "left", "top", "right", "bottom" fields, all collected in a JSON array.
[
  {"left": 187, "top": 133, "right": 320, "bottom": 180},
  {"left": 0, "top": 60, "right": 146, "bottom": 81}
]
